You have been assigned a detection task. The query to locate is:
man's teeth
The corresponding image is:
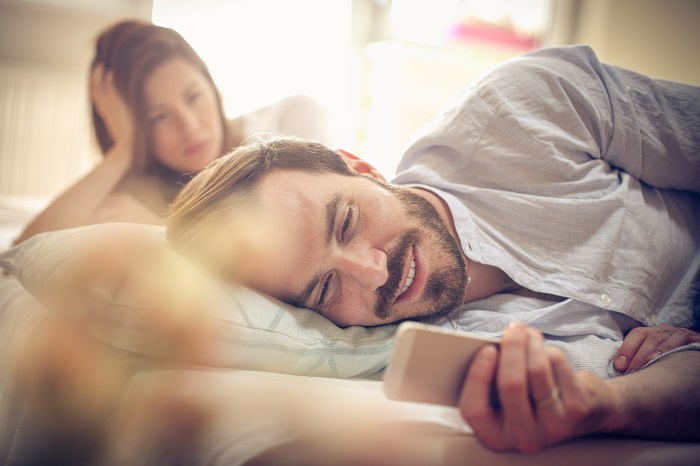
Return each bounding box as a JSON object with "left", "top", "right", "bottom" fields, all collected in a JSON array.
[{"left": 400, "top": 256, "right": 416, "bottom": 296}]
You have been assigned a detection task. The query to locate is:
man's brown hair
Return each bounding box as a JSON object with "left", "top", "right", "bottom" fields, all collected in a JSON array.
[{"left": 166, "top": 136, "right": 357, "bottom": 252}]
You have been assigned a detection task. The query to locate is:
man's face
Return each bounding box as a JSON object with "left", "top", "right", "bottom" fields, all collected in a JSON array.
[{"left": 231, "top": 169, "right": 467, "bottom": 327}]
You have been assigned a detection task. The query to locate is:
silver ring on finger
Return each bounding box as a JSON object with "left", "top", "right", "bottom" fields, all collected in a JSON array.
[{"left": 535, "top": 386, "right": 559, "bottom": 408}]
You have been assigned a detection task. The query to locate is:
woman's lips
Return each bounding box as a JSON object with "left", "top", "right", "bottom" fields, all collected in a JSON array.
[{"left": 185, "top": 140, "right": 210, "bottom": 157}]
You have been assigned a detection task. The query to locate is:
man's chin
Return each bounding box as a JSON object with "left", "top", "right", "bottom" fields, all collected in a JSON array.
[
  {"left": 409, "top": 307, "right": 457, "bottom": 325},
  {"left": 375, "top": 302, "right": 457, "bottom": 327}
]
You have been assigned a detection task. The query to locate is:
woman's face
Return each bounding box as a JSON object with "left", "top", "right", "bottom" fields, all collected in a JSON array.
[{"left": 143, "top": 57, "right": 224, "bottom": 174}]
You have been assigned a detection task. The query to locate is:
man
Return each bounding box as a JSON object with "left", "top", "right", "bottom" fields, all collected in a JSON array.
[{"left": 167, "top": 45, "right": 700, "bottom": 452}]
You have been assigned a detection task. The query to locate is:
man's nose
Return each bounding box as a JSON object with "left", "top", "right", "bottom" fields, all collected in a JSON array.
[{"left": 338, "top": 247, "right": 388, "bottom": 289}]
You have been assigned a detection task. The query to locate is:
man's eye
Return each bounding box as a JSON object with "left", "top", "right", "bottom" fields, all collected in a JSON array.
[
  {"left": 318, "top": 275, "right": 331, "bottom": 306},
  {"left": 341, "top": 206, "right": 354, "bottom": 241}
]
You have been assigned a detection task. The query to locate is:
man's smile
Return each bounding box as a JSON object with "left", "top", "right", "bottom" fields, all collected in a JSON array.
[
  {"left": 238, "top": 168, "right": 467, "bottom": 327},
  {"left": 394, "top": 244, "right": 427, "bottom": 306},
  {"left": 400, "top": 254, "right": 416, "bottom": 296}
]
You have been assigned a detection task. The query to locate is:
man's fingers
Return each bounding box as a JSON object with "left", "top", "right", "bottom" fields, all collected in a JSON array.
[
  {"left": 626, "top": 331, "right": 668, "bottom": 372},
  {"left": 459, "top": 344, "right": 500, "bottom": 436},
  {"left": 459, "top": 344, "right": 499, "bottom": 415},
  {"left": 14, "top": 314, "right": 127, "bottom": 439},
  {"left": 497, "top": 323, "right": 541, "bottom": 450},
  {"left": 527, "top": 329, "right": 557, "bottom": 412},
  {"left": 545, "top": 346, "right": 578, "bottom": 412},
  {"left": 614, "top": 327, "right": 648, "bottom": 371},
  {"left": 626, "top": 327, "right": 700, "bottom": 373},
  {"left": 497, "top": 324, "right": 531, "bottom": 415}
]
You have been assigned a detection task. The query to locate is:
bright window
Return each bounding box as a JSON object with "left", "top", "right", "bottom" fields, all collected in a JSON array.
[{"left": 152, "top": 0, "right": 356, "bottom": 148}]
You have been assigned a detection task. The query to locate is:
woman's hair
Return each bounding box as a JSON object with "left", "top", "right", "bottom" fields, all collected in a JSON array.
[
  {"left": 166, "top": 136, "right": 357, "bottom": 251},
  {"left": 90, "top": 19, "right": 232, "bottom": 175}
]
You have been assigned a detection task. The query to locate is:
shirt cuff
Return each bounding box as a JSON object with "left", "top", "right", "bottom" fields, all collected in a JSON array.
[{"left": 640, "top": 342, "right": 700, "bottom": 371}]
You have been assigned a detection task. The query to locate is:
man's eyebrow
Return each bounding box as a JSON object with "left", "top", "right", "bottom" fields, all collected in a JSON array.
[
  {"left": 295, "top": 190, "right": 344, "bottom": 309},
  {"left": 325, "top": 190, "right": 344, "bottom": 244}
]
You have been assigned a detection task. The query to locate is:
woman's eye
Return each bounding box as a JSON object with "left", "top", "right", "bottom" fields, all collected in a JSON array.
[
  {"left": 187, "top": 91, "right": 203, "bottom": 104},
  {"left": 341, "top": 206, "right": 354, "bottom": 241},
  {"left": 148, "top": 113, "right": 167, "bottom": 125}
]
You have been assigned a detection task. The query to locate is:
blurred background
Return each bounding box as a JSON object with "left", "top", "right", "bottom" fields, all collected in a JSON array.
[{"left": 1, "top": 0, "right": 699, "bottom": 202}]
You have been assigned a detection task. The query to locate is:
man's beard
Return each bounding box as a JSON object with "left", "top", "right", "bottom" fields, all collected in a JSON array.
[{"left": 371, "top": 181, "right": 467, "bottom": 324}]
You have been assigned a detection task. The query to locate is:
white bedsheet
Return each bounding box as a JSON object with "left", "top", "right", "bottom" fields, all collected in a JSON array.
[
  {"left": 115, "top": 368, "right": 700, "bottom": 466},
  {"left": 2, "top": 251, "right": 700, "bottom": 464},
  {"left": 121, "top": 369, "right": 471, "bottom": 465},
  {"left": 1, "top": 196, "right": 700, "bottom": 465},
  {"left": 0, "top": 195, "right": 48, "bottom": 251},
  {"left": 0, "top": 274, "right": 468, "bottom": 465}
]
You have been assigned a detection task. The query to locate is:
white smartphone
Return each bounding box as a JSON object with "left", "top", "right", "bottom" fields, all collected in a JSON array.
[{"left": 383, "top": 321, "right": 501, "bottom": 407}]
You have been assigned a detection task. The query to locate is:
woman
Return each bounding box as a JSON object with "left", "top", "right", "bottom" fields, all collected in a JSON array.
[{"left": 16, "top": 20, "right": 333, "bottom": 244}]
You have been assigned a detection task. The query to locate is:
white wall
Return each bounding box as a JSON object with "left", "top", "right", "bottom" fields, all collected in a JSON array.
[
  {"left": 362, "top": 0, "right": 551, "bottom": 177},
  {"left": 546, "top": 0, "right": 700, "bottom": 85},
  {"left": 152, "top": 0, "right": 358, "bottom": 151},
  {"left": 2, "top": 0, "right": 698, "bottom": 197},
  {"left": 0, "top": 0, "right": 152, "bottom": 197}
]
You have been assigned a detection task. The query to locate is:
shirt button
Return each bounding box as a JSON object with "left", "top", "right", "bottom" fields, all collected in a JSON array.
[
  {"left": 600, "top": 293, "right": 611, "bottom": 305},
  {"left": 650, "top": 316, "right": 659, "bottom": 325}
]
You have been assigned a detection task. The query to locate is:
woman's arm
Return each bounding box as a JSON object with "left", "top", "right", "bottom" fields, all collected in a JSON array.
[
  {"left": 15, "top": 145, "right": 133, "bottom": 244},
  {"left": 15, "top": 66, "right": 142, "bottom": 244}
]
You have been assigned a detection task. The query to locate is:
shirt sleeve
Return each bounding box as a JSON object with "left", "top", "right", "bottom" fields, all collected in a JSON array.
[
  {"left": 640, "top": 342, "right": 700, "bottom": 371},
  {"left": 455, "top": 45, "right": 700, "bottom": 193},
  {"left": 596, "top": 56, "right": 700, "bottom": 193},
  {"left": 394, "top": 46, "right": 700, "bottom": 328}
]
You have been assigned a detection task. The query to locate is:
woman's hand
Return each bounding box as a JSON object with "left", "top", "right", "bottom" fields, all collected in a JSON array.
[
  {"left": 458, "top": 323, "right": 616, "bottom": 453},
  {"left": 614, "top": 324, "right": 700, "bottom": 374},
  {"left": 90, "top": 63, "right": 135, "bottom": 159}
]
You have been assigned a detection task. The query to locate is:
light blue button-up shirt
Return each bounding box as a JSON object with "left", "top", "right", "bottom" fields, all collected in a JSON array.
[{"left": 392, "top": 45, "right": 700, "bottom": 378}]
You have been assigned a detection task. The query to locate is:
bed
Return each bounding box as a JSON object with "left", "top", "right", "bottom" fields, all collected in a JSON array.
[{"left": 1, "top": 203, "right": 699, "bottom": 465}]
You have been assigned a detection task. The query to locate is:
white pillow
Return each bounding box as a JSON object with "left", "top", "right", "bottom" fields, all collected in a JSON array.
[{"left": 0, "top": 223, "right": 395, "bottom": 378}]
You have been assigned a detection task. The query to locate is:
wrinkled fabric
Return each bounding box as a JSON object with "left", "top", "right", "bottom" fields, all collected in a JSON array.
[{"left": 393, "top": 45, "right": 700, "bottom": 377}]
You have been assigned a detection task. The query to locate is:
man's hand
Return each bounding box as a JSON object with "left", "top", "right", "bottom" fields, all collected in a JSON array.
[
  {"left": 10, "top": 227, "right": 222, "bottom": 462},
  {"left": 28, "top": 224, "right": 220, "bottom": 364},
  {"left": 614, "top": 324, "right": 700, "bottom": 374},
  {"left": 14, "top": 312, "right": 128, "bottom": 449},
  {"left": 13, "top": 311, "right": 216, "bottom": 464},
  {"left": 458, "top": 323, "right": 618, "bottom": 453}
]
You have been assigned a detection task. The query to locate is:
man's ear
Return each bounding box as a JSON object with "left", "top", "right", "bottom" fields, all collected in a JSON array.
[{"left": 337, "top": 149, "right": 386, "bottom": 181}]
